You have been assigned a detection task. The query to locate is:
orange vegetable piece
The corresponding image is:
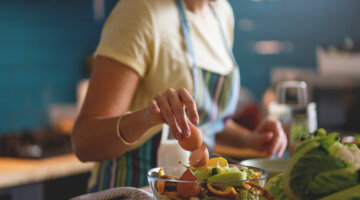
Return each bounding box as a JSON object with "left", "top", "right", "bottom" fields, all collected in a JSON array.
[
  {"left": 156, "top": 168, "right": 166, "bottom": 194},
  {"left": 158, "top": 168, "right": 165, "bottom": 177},
  {"left": 157, "top": 180, "right": 166, "bottom": 194},
  {"left": 253, "top": 172, "right": 262, "bottom": 178},
  {"left": 207, "top": 183, "right": 238, "bottom": 198},
  {"left": 243, "top": 183, "right": 252, "bottom": 190},
  {"left": 206, "top": 157, "right": 229, "bottom": 167}
]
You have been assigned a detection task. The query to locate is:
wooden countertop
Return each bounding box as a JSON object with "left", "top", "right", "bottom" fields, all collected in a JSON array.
[
  {"left": 214, "top": 145, "right": 267, "bottom": 160},
  {"left": 0, "top": 146, "right": 265, "bottom": 189},
  {"left": 0, "top": 154, "right": 94, "bottom": 189}
]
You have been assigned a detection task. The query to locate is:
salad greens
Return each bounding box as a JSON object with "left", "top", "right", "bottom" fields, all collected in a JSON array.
[
  {"left": 263, "top": 173, "right": 288, "bottom": 200},
  {"left": 263, "top": 129, "right": 360, "bottom": 200},
  {"left": 155, "top": 157, "right": 270, "bottom": 200}
]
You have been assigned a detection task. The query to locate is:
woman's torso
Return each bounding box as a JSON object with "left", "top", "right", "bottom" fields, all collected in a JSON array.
[
  {"left": 129, "top": 0, "right": 236, "bottom": 147},
  {"left": 89, "top": 0, "right": 237, "bottom": 191}
]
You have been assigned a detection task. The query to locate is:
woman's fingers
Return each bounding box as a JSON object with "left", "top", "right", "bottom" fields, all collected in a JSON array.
[
  {"left": 148, "top": 88, "right": 198, "bottom": 140},
  {"left": 167, "top": 89, "right": 190, "bottom": 138},
  {"left": 144, "top": 100, "right": 164, "bottom": 126},
  {"left": 155, "top": 93, "right": 182, "bottom": 140},
  {"left": 268, "top": 121, "right": 283, "bottom": 157},
  {"left": 278, "top": 128, "right": 288, "bottom": 157},
  {"left": 149, "top": 99, "right": 161, "bottom": 114},
  {"left": 253, "top": 131, "right": 273, "bottom": 151},
  {"left": 178, "top": 88, "right": 199, "bottom": 125},
  {"left": 255, "top": 118, "right": 287, "bottom": 158},
  {"left": 277, "top": 137, "right": 287, "bottom": 158},
  {"left": 262, "top": 131, "right": 274, "bottom": 142}
]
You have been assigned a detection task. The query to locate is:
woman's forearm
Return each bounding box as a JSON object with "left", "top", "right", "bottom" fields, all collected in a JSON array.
[
  {"left": 217, "top": 119, "right": 287, "bottom": 157},
  {"left": 72, "top": 108, "right": 156, "bottom": 162},
  {"left": 71, "top": 56, "right": 199, "bottom": 162},
  {"left": 216, "top": 120, "right": 252, "bottom": 148}
]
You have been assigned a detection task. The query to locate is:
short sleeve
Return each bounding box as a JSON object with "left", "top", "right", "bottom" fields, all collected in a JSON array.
[{"left": 94, "top": 0, "right": 155, "bottom": 78}]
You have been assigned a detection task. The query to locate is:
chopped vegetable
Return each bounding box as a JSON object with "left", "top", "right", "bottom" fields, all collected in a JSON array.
[
  {"left": 207, "top": 171, "right": 247, "bottom": 186},
  {"left": 155, "top": 157, "right": 271, "bottom": 200},
  {"left": 206, "top": 157, "right": 229, "bottom": 168},
  {"left": 207, "top": 183, "right": 238, "bottom": 198}
]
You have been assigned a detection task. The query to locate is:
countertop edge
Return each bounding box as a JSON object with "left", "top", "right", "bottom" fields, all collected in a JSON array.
[{"left": 0, "top": 154, "right": 94, "bottom": 189}]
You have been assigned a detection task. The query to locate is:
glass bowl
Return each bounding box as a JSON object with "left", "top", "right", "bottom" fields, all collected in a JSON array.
[
  {"left": 147, "top": 164, "right": 268, "bottom": 200},
  {"left": 240, "top": 158, "right": 289, "bottom": 179}
]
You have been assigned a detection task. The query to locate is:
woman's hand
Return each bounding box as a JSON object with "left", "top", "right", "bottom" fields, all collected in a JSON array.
[
  {"left": 249, "top": 118, "right": 288, "bottom": 158},
  {"left": 143, "top": 88, "right": 199, "bottom": 140}
]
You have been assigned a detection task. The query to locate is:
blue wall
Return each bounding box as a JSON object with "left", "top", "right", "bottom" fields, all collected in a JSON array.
[
  {"left": 0, "top": 0, "right": 117, "bottom": 133},
  {"left": 229, "top": 0, "right": 360, "bottom": 99},
  {"left": 1, "top": 0, "right": 360, "bottom": 133}
]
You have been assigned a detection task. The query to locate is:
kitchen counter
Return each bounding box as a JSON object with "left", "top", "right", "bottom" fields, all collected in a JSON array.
[
  {"left": 0, "top": 154, "right": 94, "bottom": 189},
  {"left": 0, "top": 147, "right": 263, "bottom": 189}
]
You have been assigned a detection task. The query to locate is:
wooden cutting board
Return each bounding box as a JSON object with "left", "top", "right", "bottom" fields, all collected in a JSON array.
[{"left": 213, "top": 145, "right": 267, "bottom": 160}]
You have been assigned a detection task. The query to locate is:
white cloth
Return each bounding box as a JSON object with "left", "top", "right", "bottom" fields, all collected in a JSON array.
[{"left": 71, "top": 187, "right": 154, "bottom": 200}]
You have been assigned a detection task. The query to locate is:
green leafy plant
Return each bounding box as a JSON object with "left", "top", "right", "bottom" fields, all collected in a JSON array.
[{"left": 263, "top": 129, "right": 360, "bottom": 200}]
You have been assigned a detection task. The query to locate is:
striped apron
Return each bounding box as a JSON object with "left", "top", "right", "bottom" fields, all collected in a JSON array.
[{"left": 88, "top": 0, "right": 240, "bottom": 192}]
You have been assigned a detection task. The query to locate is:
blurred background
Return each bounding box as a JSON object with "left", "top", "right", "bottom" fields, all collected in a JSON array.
[
  {"left": 1, "top": 0, "right": 360, "bottom": 132},
  {"left": 0, "top": 0, "right": 359, "bottom": 199}
]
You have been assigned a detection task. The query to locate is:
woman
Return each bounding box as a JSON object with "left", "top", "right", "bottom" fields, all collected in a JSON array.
[{"left": 71, "top": 0, "right": 287, "bottom": 192}]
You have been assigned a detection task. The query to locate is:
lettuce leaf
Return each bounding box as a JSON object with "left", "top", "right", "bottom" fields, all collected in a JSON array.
[
  {"left": 288, "top": 147, "right": 357, "bottom": 199},
  {"left": 319, "top": 184, "right": 360, "bottom": 200},
  {"left": 330, "top": 142, "right": 360, "bottom": 170},
  {"left": 284, "top": 137, "right": 321, "bottom": 200},
  {"left": 308, "top": 163, "right": 357, "bottom": 195},
  {"left": 266, "top": 129, "right": 359, "bottom": 200},
  {"left": 283, "top": 131, "right": 359, "bottom": 200},
  {"left": 263, "top": 173, "right": 289, "bottom": 200},
  {"left": 294, "top": 132, "right": 339, "bottom": 155}
]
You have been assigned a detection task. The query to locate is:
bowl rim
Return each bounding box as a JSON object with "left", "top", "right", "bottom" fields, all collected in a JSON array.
[{"left": 147, "top": 164, "right": 268, "bottom": 184}]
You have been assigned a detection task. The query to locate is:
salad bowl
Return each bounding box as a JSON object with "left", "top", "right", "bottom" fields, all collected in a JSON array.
[{"left": 147, "top": 162, "right": 270, "bottom": 200}]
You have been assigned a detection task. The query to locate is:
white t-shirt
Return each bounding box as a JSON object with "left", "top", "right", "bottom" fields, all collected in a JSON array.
[{"left": 94, "top": 0, "right": 235, "bottom": 149}]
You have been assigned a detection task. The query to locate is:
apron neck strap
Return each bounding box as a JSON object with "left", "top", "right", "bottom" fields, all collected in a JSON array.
[
  {"left": 209, "top": 3, "right": 237, "bottom": 65},
  {"left": 175, "top": 0, "right": 197, "bottom": 68},
  {"left": 174, "top": 0, "right": 237, "bottom": 67}
]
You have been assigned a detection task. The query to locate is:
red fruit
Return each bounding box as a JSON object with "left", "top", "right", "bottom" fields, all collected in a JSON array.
[{"left": 177, "top": 169, "right": 201, "bottom": 198}]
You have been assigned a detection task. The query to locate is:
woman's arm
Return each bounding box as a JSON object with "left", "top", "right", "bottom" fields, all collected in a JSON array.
[
  {"left": 72, "top": 56, "right": 199, "bottom": 162},
  {"left": 217, "top": 118, "right": 287, "bottom": 158},
  {"left": 72, "top": 56, "right": 148, "bottom": 161},
  {"left": 216, "top": 120, "right": 252, "bottom": 148}
]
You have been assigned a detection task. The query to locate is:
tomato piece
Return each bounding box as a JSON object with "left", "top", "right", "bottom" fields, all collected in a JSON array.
[{"left": 177, "top": 169, "right": 201, "bottom": 198}]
